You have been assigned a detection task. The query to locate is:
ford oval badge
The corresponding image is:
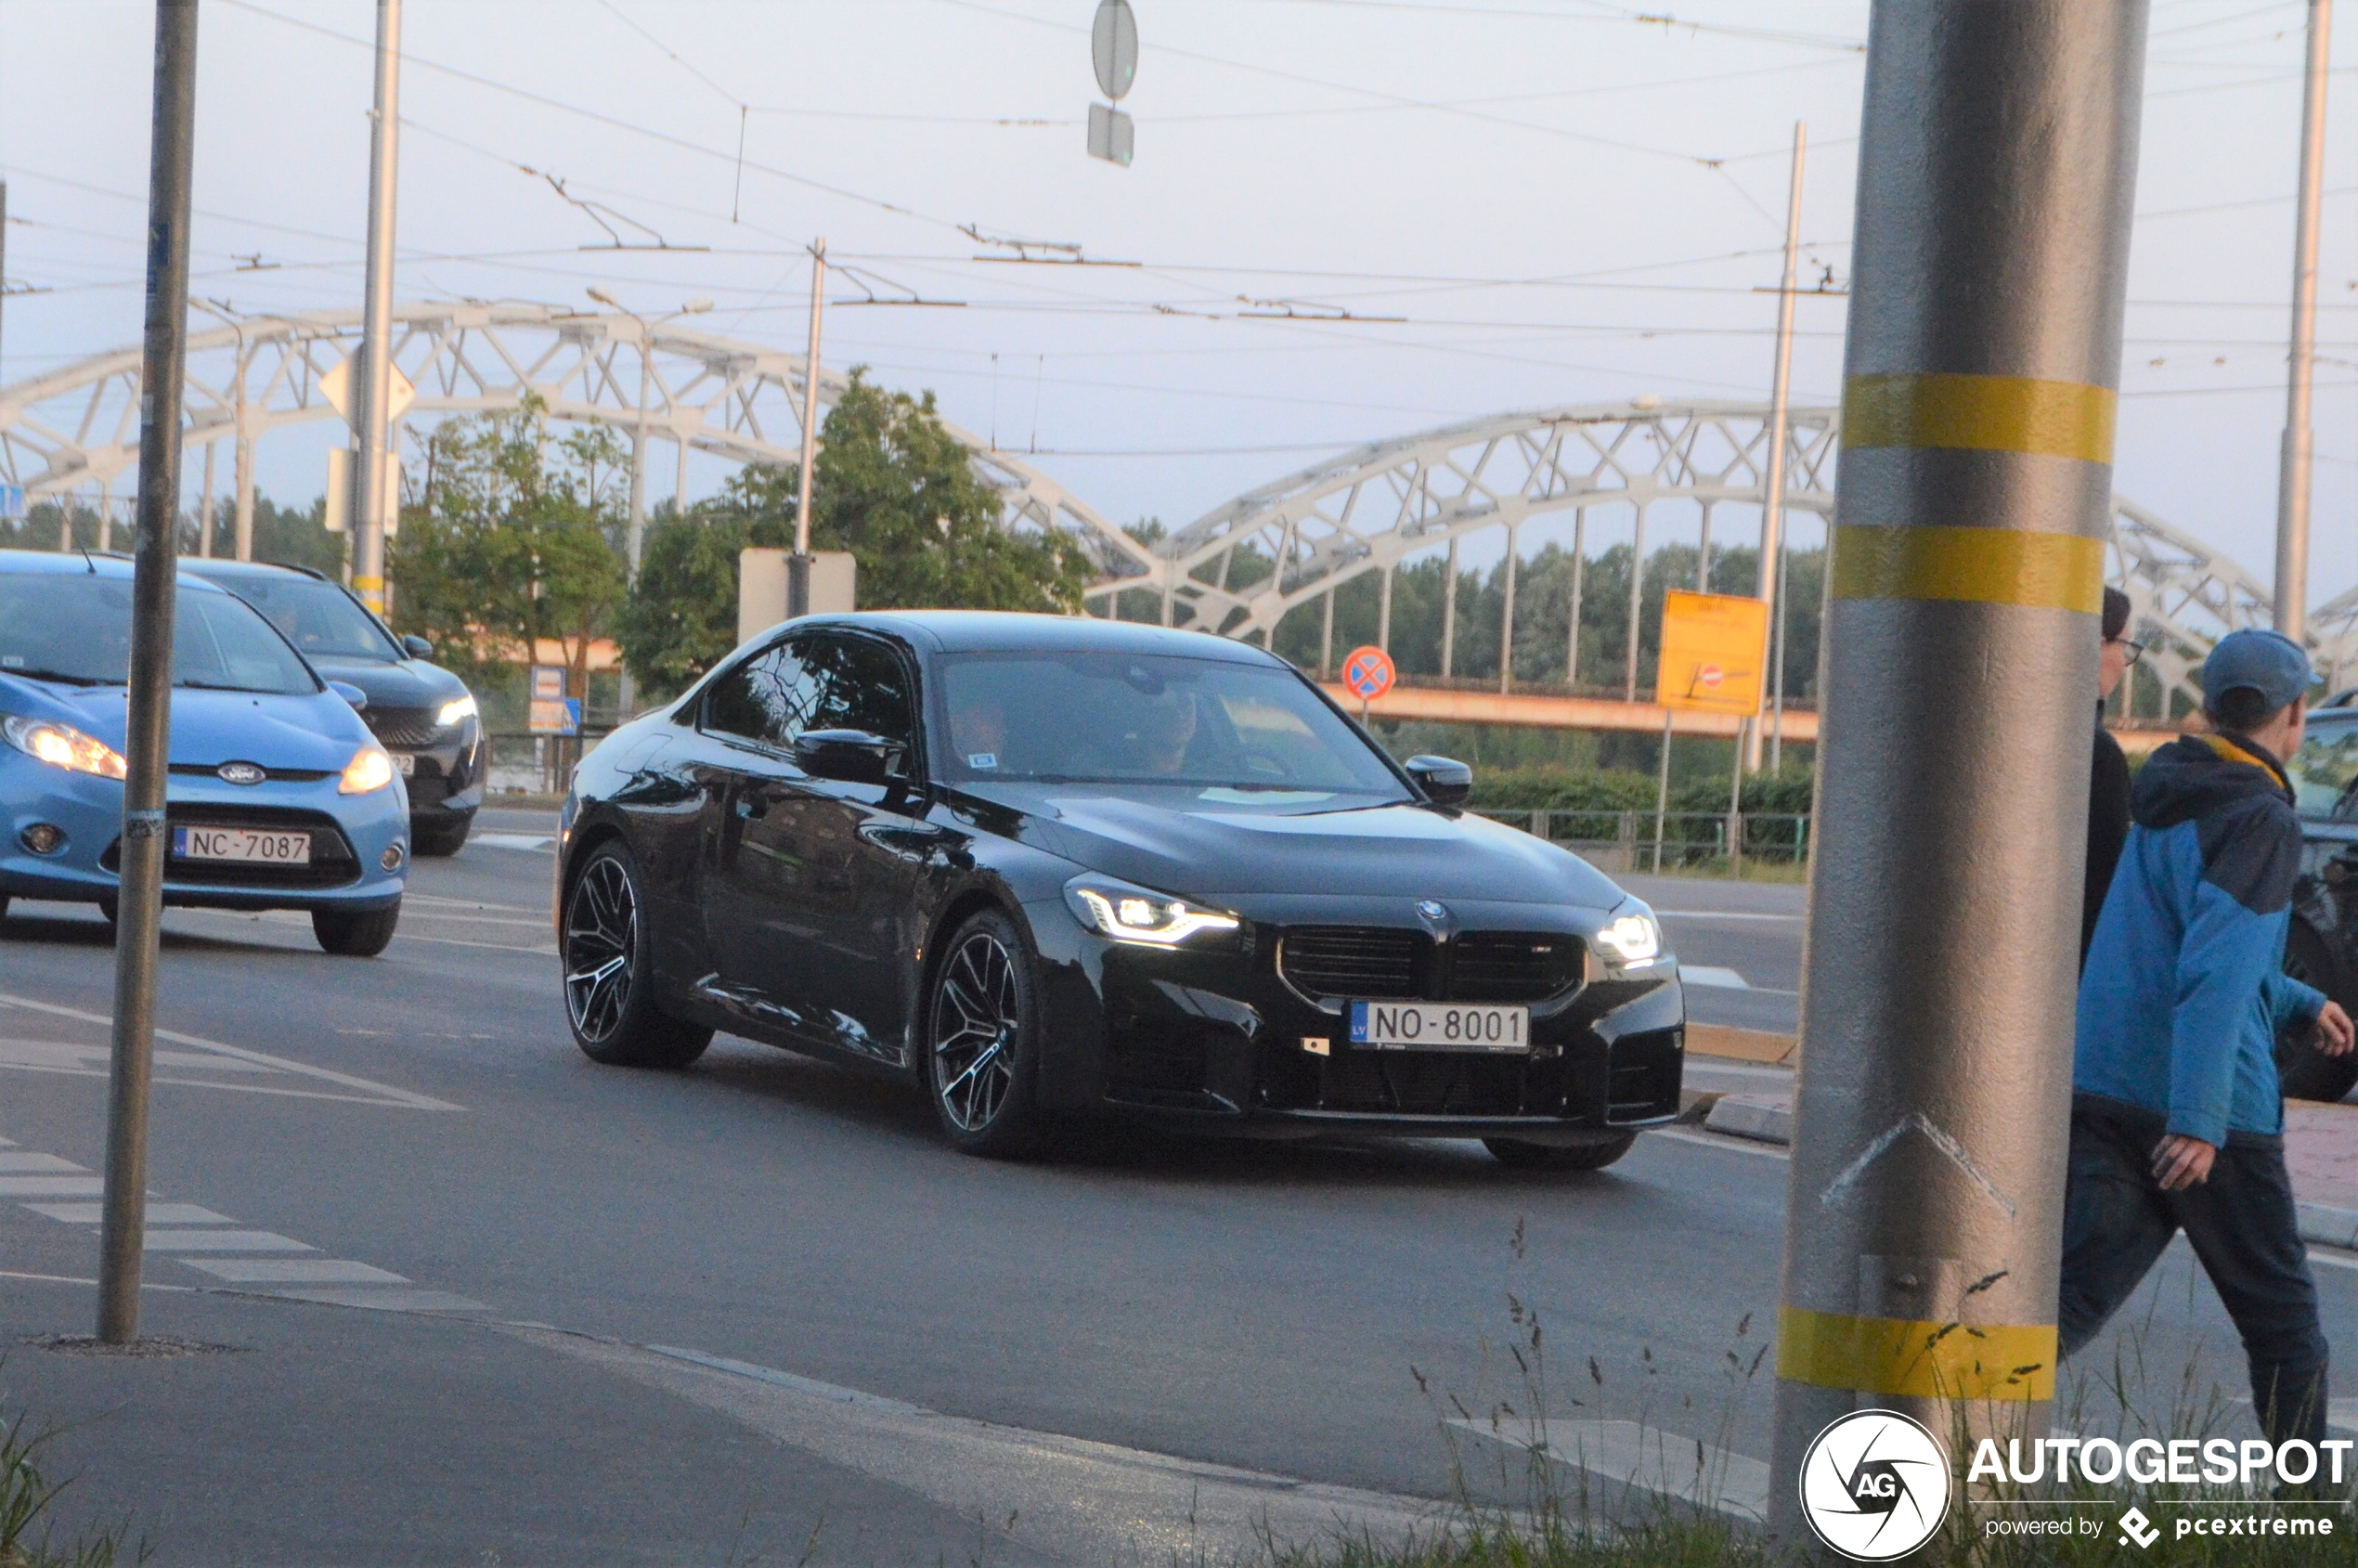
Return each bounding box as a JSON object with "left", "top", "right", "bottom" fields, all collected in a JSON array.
[{"left": 217, "top": 761, "right": 266, "bottom": 785}]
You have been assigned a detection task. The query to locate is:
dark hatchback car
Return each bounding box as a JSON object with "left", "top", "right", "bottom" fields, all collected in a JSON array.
[
  {"left": 556, "top": 612, "right": 1686, "bottom": 1166},
  {"left": 2279, "top": 697, "right": 2358, "bottom": 1102},
  {"left": 183, "top": 560, "right": 484, "bottom": 856}
]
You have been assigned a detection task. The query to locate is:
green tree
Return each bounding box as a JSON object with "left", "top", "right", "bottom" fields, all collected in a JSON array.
[
  {"left": 389, "top": 395, "right": 628, "bottom": 696},
  {"left": 615, "top": 369, "right": 1097, "bottom": 697}
]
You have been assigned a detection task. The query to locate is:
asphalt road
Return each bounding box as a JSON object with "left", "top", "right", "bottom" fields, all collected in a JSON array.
[{"left": 0, "top": 817, "right": 2349, "bottom": 1564}]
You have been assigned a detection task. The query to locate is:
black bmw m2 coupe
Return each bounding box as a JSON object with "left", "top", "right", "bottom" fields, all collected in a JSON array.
[{"left": 555, "top": 612, "right": 1686, "bottom": 1166}]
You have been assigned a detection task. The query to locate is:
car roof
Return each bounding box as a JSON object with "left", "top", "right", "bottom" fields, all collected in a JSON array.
[
  {"left": 179, "top": 557, "right": 332, "bottom": 583},
  {"left": 0, "top": 547, "right": 232, "bottom": 593},
  {"left": 796, "top": 610, "right": 1286, "bottom": 665}
]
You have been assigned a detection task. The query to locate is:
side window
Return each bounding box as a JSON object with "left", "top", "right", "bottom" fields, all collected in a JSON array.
[
  {"left": 798, "top": 634, "right": 916, "bottom": 751},
  {"left": 702, "top": 640, "right": 816, "bottom": 749}
]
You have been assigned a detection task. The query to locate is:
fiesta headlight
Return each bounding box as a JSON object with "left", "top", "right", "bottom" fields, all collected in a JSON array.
[
  {"left": 2, "top": 715, "right": 128, "bottom": 780},
  {"left": 1064, "top": 875, "right": 1240, "bottom": 947},
  {"left": 435, "top": 694, "right": 477, "bottom": 730},
  {"left": 1593, "top": 910, "right": 1663, "bottom": 969},
  {"left": 339, "top": 745, "right": 396, "bottom": 795}
]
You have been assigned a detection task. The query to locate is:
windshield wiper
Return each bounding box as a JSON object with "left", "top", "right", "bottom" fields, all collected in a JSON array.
[{"left": 0, "top": 667, "right": 115, "bottom": 687}]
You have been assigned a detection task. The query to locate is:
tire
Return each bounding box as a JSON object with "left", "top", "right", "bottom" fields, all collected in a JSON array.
[
  {"left": 2278, "top": 921, "right": 2358, "bottom": 1102},
  {"left": 412, "top": 818, "right": 472, "bottom": 858},
  {"left": 314, "top": 901, "right": 400, "bottom": 957},
  {"left": 925, "top": 910, "right": 1048, "bottom": 1158},
  {"left": 1484, "top": 1133, "right": 1639, "bottom": 1172},
  {"left": 563, "top": 842, "right": 710, "bottom": 1069}
]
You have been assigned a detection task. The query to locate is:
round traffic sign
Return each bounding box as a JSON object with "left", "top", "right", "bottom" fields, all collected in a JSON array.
[
  {"left": 1093, "top": 0, "right": 1138, "bottom": 101},
  {"left": 1341, "top": 645, "right": 1395, "bottom": 702},
  {"left": 1697, "top": 662, "right": 1724, "bottom": 690}
]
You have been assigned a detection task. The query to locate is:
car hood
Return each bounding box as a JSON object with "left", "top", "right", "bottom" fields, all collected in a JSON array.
[
  {"left": 0, "top": 676, "right": 372, "bottom": 771},
  {"left": 956, "top": 783, "right": 1629, "bottom": 911},
  {"left": 303, "top": 655, "right": 465, "bottom": 707}
]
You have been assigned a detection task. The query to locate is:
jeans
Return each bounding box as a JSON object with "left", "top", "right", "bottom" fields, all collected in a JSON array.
[{"left": 2058, "top": 1094, "right": 2329, "bottom": 1449}]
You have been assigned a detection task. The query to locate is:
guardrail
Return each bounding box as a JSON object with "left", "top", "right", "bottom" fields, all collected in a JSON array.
[
  {"left": 1471, "top": 808, "right": 1811, "bottom": 874},
  {"left": 486, "top": 727, "right": 617, "bottom": 795}
]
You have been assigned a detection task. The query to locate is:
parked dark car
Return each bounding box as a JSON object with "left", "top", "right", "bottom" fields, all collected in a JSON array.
[
  {"left": 2282, "top": 696, "right": 2358, "bottom": 1102},
  {"left": 554, "top": 612, "right": 1687, "bottom": 1165},
  {"left": 183, "top": 560, "right": 483, "bottom": 856}
]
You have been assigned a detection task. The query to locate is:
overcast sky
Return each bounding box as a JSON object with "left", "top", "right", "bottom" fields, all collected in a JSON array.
[{"left": 0, "top": 1, "right": 2350, "bottom": 602}]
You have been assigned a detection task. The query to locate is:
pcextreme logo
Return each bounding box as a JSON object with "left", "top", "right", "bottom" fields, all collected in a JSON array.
[{"left": 1798, "top": 1409, "right": 1953, "bottom": 1562}]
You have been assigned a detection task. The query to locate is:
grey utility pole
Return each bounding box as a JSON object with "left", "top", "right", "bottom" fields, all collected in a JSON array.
[
  {"left": 2274, "top": 0, "right": 2333, "bottom": 641},
  {"left": 97, "top": 0, "right": 201, "bottom": 1345},
  {"left": 1, "top": 180, "right": 9, "bottom": 392},
  {"left": 1752, "top": 122, "right": 1806, "bottom": 775},
  {"left": 1767, "top": 1, "right": 2148, "bottom": 1547},
  {"left": 350, "top": 0, "right": 402, "bottom": 616},
  {"left": 788, "top": 239, "right": 826, "bottom": 618}
]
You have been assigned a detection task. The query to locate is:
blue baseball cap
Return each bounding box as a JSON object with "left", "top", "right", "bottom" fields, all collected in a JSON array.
[{"left": 2202, "top": 628, "right": 2313, "bottom": 712}]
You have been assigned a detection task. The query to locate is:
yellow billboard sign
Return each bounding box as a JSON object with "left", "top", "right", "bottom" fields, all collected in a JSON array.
[{"left": 1654, "top": 590, "right": 1770, "bottom": 715}]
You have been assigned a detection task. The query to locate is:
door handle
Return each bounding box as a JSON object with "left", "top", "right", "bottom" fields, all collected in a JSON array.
[{"left": 735, "top": 794, "right": 765, "bottom": 820}]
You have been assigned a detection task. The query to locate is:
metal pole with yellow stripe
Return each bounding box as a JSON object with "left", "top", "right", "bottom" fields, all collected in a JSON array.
[{"left": 1767, "top": 2, "right": 2149, "bottom": 1549}]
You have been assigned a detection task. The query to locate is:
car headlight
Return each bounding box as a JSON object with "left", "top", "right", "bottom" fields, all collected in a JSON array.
[
  {"left": 1064, "top": 875, "right": 1240, "bottom": 947},
  {"left": 1593, "top": 910, "right": 1663, "bottom": 970},
  {"left": 435, "top": 693, "right": 477, "bottom": 730},
  {"left": 2, "top": 715, "right": 128, "bottom": 780},
  {"left": 339, "top": 745, "right": 396, "bottom": 795}
]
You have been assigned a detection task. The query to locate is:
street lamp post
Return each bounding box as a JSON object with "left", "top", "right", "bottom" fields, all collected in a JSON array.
[
  {"left": 350, "top": 0, "right": 403, "bottom": 616},
  {"left": 2274, "top": 0, "right": 2333, "bottom": 641},
  {"left": 790, "top": 240, "right": 827, "bottom": 619}
]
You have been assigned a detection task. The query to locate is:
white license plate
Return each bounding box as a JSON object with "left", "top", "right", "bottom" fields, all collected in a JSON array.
[
  {"left": 172, "top": 826, "right": 312, "bottom": 865},
  {"left": 1348, "top": 1000, "right": 1530, "bottom": 1053},
  {"left": 392, "top": 751, "right": 416, "bottom": 776}
]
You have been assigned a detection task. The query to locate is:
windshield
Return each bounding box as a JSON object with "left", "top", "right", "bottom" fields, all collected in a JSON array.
[
  {"left": 203, "top": 571, "right": 404, "bottom": 663},
  {"left": 2289, "top": 716, "right": 2358, "bottom": 816},
  {"left": 0, "top": 574, "right": 321, "bottom": 694},
  {"left": 935, "top": 650, "right": 1411, "bottom": 802}
]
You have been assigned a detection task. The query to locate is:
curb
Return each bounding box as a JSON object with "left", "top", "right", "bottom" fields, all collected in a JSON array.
[
  {"left": 1702, "top": 1095, "right": 1793, "bottom": 1145},
  {"left": 2300, "top": 1202, "right": 2358, "bottom": 1251}
]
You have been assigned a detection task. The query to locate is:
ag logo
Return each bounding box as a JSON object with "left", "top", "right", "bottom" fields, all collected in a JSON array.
[{"left": 1797, "top": 1408, "right": 1951, "bottom": 1561}]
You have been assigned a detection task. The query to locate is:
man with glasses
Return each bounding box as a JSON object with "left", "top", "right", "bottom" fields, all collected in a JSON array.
[{"left": 2083, "top": 587, "right": 2141, "bottom": 969}]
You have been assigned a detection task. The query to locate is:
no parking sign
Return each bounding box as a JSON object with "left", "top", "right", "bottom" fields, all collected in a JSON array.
[{"left": 1341, "top": 645, "right": 1395, "bottom": 705}]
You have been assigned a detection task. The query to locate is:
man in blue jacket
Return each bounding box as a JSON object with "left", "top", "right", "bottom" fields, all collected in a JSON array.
[{"left": 2064, "top": 628, "right": 2353, "bottom": 1453}]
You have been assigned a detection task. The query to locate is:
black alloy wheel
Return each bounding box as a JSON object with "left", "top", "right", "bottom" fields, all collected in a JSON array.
[
  {"left": 926, "top": 910, "right": 1045, "bottom": 1157},
  {"left": 564, "top": 842, "right": 710, "bottom": 1069},
  {"left": 2278, "top": 921, "right": 2358, "bottom": 1103},
  {"left": 1483, "top": 1133, "right": 1638, "bottom": 1172}
]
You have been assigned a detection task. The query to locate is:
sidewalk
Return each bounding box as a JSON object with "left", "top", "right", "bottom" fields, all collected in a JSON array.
[{"left": 1688, "top": 1038, "right": 2358, "bottom": 1252}]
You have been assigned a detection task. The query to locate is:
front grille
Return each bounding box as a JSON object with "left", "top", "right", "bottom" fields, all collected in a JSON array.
[
  {"left": 364, "top": 706, "right": 445, "bottom": 748},
  {"left": 1312, "top": 1052, "right": 1569, "bottom": 1117},
  {"left": 1280, "top": 927, "right": 1419, "bottom": 1002},
  {"left": 1448, "top": 932, "right": 1583, "bottom": 1003},
  {"left": 103, "top": 805, "right": 361, "bottom": 889},
  {"left": 168, "top": 763, "right": 335, "bottom": 784}
]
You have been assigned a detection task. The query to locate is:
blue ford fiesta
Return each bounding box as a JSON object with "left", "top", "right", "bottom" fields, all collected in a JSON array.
[{"left": 0, "top": 550, "right": 408, "bottom": 955}]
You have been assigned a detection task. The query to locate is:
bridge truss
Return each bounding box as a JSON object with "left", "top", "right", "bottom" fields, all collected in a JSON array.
[{"left": 0, "top": 310, "right": 2329, "bottom": 716}]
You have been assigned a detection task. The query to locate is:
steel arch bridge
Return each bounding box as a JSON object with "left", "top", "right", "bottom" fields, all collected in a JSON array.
[
  {"left": 0, "top": 300, "right": 1151, "bottom": 580},
  {"left": 0, "top": 309, "right": 2328, "bottom": 714},
  {"left": 1088, "top": 400, "right": 2337, "bottom": 716}
]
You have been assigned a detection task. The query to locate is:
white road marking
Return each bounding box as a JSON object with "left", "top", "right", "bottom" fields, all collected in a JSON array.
[
  {"left": 180, "top": 1257, "right": 411, "bottom": 1285},
  {"left": 1643, "top": 1126, "right": 1790, "bottom": 1160},
  {"left": 0, "top": 1176, "right": 106, "bottom": 1196},
  {"left": 0, "top": 991, "right": 462, "bottom": 1111},
  {"left": 399, "top": 911, "right": 553, "bottom": 929},
  {"left": 0, "top": 1038, "right": 277, "bottom": 1074},
  {"left": 1654, "top": 909, "right": 1804, "bottom": 922},
  {"left": 470, "top": 833, "right": 555, "bottom": 851},
  {"left": 29, "top": 1202, "right": 231, "bottom": 1225},
  {"left": 141, "top": 1230, "right": 317, "bottom": 1253},
  {"left": 510, "top": 1326, "right": 1437, "bottom": 1566},
  {"left": 393, "top": 931, "right": 557, "bottom": 955},
  {"left": 1680, "top": 965, "right": 1750, "bottom": 990},
  {"left": 1448, "top": 1417, "right": 1768, "bottom": 1523},
  {"left": 404, "top": 892, "right": 551, "bottom": 916},
  {"left": 0, "top": 1151, "right": 84, "bottom": 1173}
]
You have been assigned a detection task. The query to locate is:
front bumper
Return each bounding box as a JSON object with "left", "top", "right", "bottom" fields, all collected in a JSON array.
[
  {"left": 0, "top": 756, "right": 408, "bottom": 913},
  {"left": 390, "top": 725, "right": 485, "bottom": 823},
  {"left": 1022, "top": 897, "right": 1685, "bottom": 1138}
]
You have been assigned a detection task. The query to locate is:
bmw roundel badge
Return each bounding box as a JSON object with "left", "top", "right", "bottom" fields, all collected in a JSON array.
[{"left": 1417, "top": 900, "right": 1447, "bottom": 922}]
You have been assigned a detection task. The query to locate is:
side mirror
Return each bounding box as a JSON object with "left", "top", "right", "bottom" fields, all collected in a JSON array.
[
  {"left": 794, "top": 728, "right": 901, "bottom": 786},
  {"left": 1405, "top": 754, "right": 1471, "bottom": 807},
  {"left": 402, "top": 634, "right": 434, "bottom": 660},
  {"left": 328, "top": 680, "right": 369, "bottom": 711}
]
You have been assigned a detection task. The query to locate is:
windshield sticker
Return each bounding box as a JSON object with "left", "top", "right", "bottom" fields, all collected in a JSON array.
[
  {"left": 968, "top": 752, "right": 999, "bottom": 770},
  {"left": 1, "top": 655, "right": 20, "bottom": 667},
  {"left": 1197, "top": 787, "right": 1334, "bottom": 806}
]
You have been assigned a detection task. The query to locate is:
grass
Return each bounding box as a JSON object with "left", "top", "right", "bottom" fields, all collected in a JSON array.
[{"left": 0, "top": 1385, "right": 136, "bottom": 1568}]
